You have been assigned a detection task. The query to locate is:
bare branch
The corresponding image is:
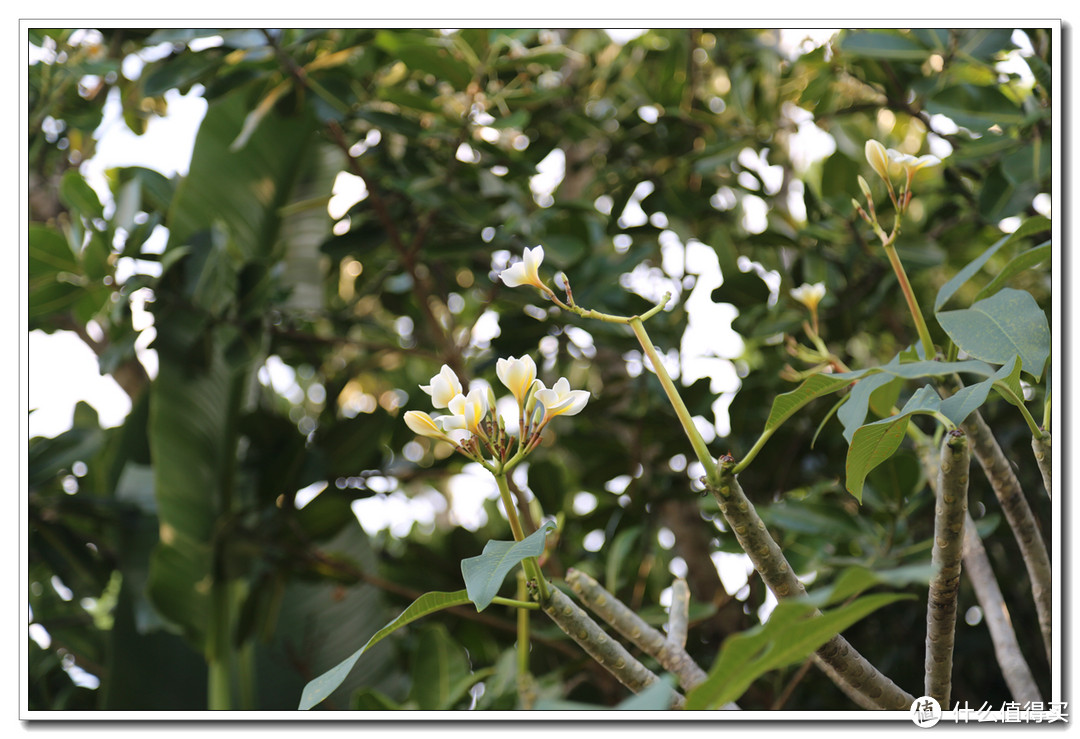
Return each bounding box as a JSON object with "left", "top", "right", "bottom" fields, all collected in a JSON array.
[
  {"left": 962, "top": 410, "right": 1052, "bottom": 665},
  {"left": 710, "top": 458, "right": 915, "bottom": 710},
  {"left": 925, "top": 430, "right": 969, "bottom": 705},
  {"left": 538, "top": 585, "right": 684, "bottom": 708},
  {"left": 565, "top": 569, "right": 709, "bottom": 695}
]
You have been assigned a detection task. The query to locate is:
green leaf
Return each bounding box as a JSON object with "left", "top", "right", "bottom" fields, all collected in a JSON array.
[
  {"left": 685, "top": 592, "right": 911, "bottom": 709},
  {"left": 461, "top": 523, "right": 555, "bottom": 611},
  {"left": 940, "top": 356, "right": 1020, "bottom": 426},
  {"left": 935, "top": 216, "right": 1050, "bottom": 311},
  {"left": 166, "top": 88, "right": 318, "bottom": 260},
  {"left": 763, "top": 373, "right": 862, "bottom": 434},
  {"left": 298, "top": 590, "right": 473, "bottom": 710},
  {"left": 408, "top": 624, "right": 474, "bottom": 710},
  {"left": 616, "top": 675, "right": 679, "bottom": 710},
  {"left": 990, "top": 354, "right": 1027, "bottom": 410},
  {"left": 838, "top": 373, "right": 897, "bottom": 443},
  {"left": 838, "top": 31, "right": 929, "bottom": 61},
  {"left": 972, "top": 241, "right": 1051, "bottom": 304},
  {"left": 59, "top": 169, "right": 104, "bottom": 219},
  {"left": 845, "top": 385, "right": 942, "bottom": 501},
  {"left": 937, "top": 288, "right": 1050, "bottom": 380}
]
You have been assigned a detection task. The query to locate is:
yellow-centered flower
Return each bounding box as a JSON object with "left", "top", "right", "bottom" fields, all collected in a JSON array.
[
  {"left": 790, "top": 282, "right": 826, "bottom": 312},
  {"left": 886, "top": 148, "right": 941, "bottom": 178},
  {"left": 496, "top": 355, "right": 537, "bottom": 407},
  {"left": 419, "top": 364, "right": 463, "bottom": 409},
  {"left": 534, "top": 377, "right": 589, "bottom": 424},
  {"left": 500, "top": 245, "right": 545, "bottom": 289},
  {"left": 443, "top": 389, "right": 490, "bottom": 435}
]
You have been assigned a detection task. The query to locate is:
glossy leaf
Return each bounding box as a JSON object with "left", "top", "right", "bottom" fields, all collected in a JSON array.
[
  {"left": 461, "top": 523, "right": 555, "bottom": 611},
  {"left": 937, "top": 288, "right": 1050, "bottom": 380},
  {"left": 299, "top": 590, "right": 473, "bottom": 710}
]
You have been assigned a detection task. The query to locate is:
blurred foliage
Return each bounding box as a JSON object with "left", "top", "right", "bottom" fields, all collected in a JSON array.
[{"left": 28, "top": 27, "right": 1052, "bottom": 710}]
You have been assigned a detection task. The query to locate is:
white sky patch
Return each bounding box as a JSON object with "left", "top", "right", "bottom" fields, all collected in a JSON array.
[
  {"left": 29, "top": 330, "right": 132, "bottom": 437},
  {"left": 351, "top": 489, "right": 444, "bottom": 538},
  {"left": 328, "top": 171, "right": 368, "bottom": 220},
  {"left": 530, "top": 148, "right": 565, "bottom": 207},
  {"left": 618, "top": 181, "right": 654, "bottom": 228},
  {"left": 712, "top": 551, "right": 754, "bottom": 599},
  {"left": 446, "top": 464, "right": 501, "bottom": 531},
  {"left": 605, "top": 29, "right": 646, "bottom": 45}
]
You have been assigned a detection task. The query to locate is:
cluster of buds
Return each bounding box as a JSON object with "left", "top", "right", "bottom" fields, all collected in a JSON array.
[{"left": 404, "top": 357, "right": 589, "bottom": 469}]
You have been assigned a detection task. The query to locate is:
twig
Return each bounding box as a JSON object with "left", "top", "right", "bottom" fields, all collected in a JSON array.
[
  {"left": 961, "top": 410, "right": 1052, "bottom": 665},
  {"left": 537, "top": 585, "right": 684, "bottom": 708},
  {"left": 1031, "top": 433, "right": 1052, "bottom": 499},
  {"left": 564, "top": 569, "right": 708, "bottom": 694},
  {"left": 925, "top": 430, "right": 969, "bottom": 706},
  {"left": 667, "top": 579, "right": 691, "bottom": 649},
  {"left": 916, "top": 436, "right": 1041, "bottom": 703},
  {"left": 771, "top": 657, "right": 814, "bottom": 710},
  {"left": 710, "top": 459, "right": 914, "bottom": 710}
]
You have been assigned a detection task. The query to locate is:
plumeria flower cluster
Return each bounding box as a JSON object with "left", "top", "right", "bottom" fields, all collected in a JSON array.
[{"left": 404, "top": 357, "right": 589, "bottom": 470}]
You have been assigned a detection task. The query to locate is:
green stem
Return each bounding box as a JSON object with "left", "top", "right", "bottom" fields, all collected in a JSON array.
[
  {"left": 883, "top": 242, "right": 935, "bottom": 359},
  {"left": 515, "top": 572, "right": 533, "bottom": 708},
  {"left": 629, "top": 317, "right": 719, "bottom": 486},
  {"left": 494, "top": 473, "right": 550, "bottom": 602}
]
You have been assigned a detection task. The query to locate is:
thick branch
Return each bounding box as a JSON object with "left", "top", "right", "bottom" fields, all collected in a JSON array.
[
  {"left": 925, "top": 430, "right": 969, "bottom": 705},
  {"left": 916, "top": 436, "right": 1041, "bottom": 703},
  {"left": 564, "top": 569, "right": 709, "bottom": 695},
  {"left": 710, "top": 459, "right": 914, "bottom": 710},
  {"left": 962, "top": 410, "right": 1052, "bottom": 665},
  {"left": 538, "top": 585, "right": 684, "bottom": 708}
]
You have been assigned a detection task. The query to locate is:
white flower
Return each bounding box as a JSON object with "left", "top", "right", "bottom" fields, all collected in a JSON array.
[
  {"left": 534, "top": 377, "right": 589, "bottom": 424},
  {"left": 790, "top": 282, "right": 826, "bottom": 311},
  {"left": 886, "top": 148, "right": 941, "bottom": 177},
  {"left": 443, "top": 389, "right": 490, "bottom": 435},
  {"left": 865, "top": 140, "right": 891, "bottom": 182},
  {"left": 496, "top": 355, "right": 538, "bottom": 407},
  {"left": 500, "top": 245, "right": 545, "bottom": 289},
  {"left": 419, "top": 364, "right": 462, "bottom": 409}
]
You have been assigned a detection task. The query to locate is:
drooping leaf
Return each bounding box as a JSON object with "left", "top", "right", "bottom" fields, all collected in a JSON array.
[
  {"left": 935, "top": 216, "right": 1051, "bottom": 311},
  {"left": 845, "top": 385, "right": 942, "bottom": 501},
  {"left": 298, "top": 590, "right": 473, "bottom": 710},
  {"left": 937, "top": 288, "right": 1050, "bottom": 380},
  {"left": 685, "top": 591, "right": 911, "bottom": 709},
  {"left": 461, "top": 523, "right": 555, "bottom": 611}
]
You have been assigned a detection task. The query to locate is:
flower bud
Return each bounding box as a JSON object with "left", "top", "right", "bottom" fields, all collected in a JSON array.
[{"left": 865, "top": 140, "right": 890, "bottom": 182}]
